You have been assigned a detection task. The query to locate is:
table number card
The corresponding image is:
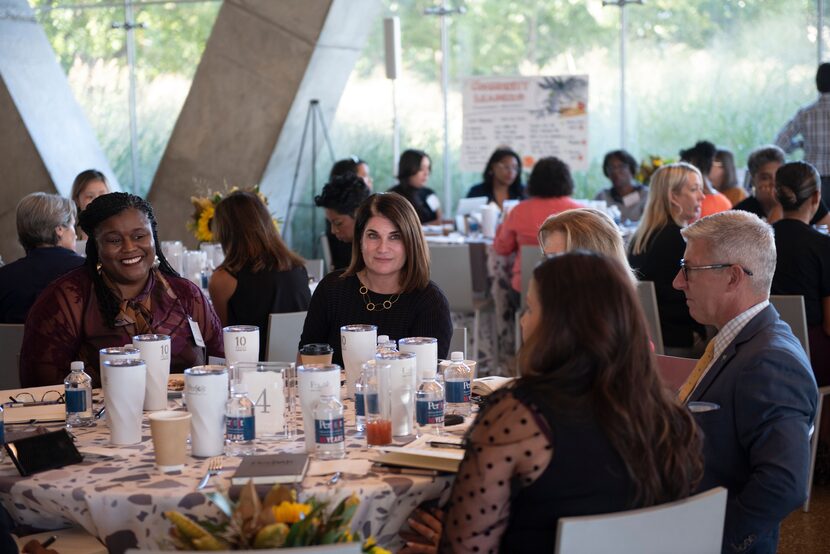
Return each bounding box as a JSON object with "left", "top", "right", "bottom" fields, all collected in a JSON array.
[{"left": 241, "top": 371, "right": 286, "bottom": 436}]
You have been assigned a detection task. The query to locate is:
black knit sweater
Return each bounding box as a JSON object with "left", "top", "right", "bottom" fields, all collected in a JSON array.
[{"left": 299, "top": 270, "right": 453, "bottom": 366}]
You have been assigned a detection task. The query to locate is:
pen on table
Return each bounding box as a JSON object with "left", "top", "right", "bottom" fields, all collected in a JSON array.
[
  {"left": 428, "top": 440, "right": 464, "bottom": 449},
  {"left": 95, "top": 405, "right": 106, "bottom": 419},
  {"left": 41, "top": 535, "right": 58, "bottom": 548}
]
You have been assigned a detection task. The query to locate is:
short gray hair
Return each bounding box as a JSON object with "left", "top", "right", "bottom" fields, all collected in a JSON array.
[
  {"left": 16, "top": 192, "right": 77, "bottom": 252},
  {"left": 680, "top": 211, "right": 776, "bottom": 295},
  {"left": 747, "top": 145, "right": 785, "bottom": 177}
]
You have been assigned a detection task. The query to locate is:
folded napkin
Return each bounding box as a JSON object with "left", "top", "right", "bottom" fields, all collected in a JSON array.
[{"left": 471, "top": 376, "right": 514, "bottom": 396}]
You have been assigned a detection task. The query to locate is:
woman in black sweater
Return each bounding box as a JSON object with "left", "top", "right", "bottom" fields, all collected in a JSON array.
[
  {"left": 771, "top": 161, "right": 830, "bottom": 381},
  {"left": 628, "top": 162, "right": 707, "bottom": 355},
  {"left": 300, "top": 192, "right": 452, "bottom": 366},
  {"left": 208, "top": 191, "right": 311, "bottom": 360}
]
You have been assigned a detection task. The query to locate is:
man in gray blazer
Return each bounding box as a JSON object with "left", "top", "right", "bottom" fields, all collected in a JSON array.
[{"left": 672, "top": 210, "right": 817, "bottom": 553}]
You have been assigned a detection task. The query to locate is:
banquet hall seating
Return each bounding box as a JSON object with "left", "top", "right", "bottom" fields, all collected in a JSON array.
[
  {"left": 554, "top": 486, "right": 727, "bottom": 554},
  {"left": 0, "top": 323, "right": 23, "bottom": 389},
  {"left": 515, "top": 244, "right": 543, "bottom": 352},
  {"left": 304, "top": 258, "right": 325, "bottom": 283},
  {"left": 769, "top": 295, "right": 811, "bottom": 360},
  {"left": 429, "top": 243, "right": 492, "bottom": 361},
  {"left": 266, "top": 311, "right": 308, "bottom": 362},
  {"left": 636, "top": 281, "right": 666, "bottom": 355}
]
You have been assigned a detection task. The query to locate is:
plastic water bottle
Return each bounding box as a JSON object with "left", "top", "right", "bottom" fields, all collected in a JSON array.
[
  {"left": 416, "top": 374, "right": 444, "bottom": 435},
  {"left": 225, "top": 382, "right": 256, "bottom": 456},
  {"left": 443, "top": 352, "right": 472, "bottom": 417},
  {"left": 65, "top": 361, "right": 93, "bottom": 427},
  {"left": 314, "top": 383, "right": 346, "bottom": 460},
  {"left": 377, "top": 335, "right": 397, "bottom": 354},
  {"left": 355, "top": 361, "right": 378, "bottom": 433}
]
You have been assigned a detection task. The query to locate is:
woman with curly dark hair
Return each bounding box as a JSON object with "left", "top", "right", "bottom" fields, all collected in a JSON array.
[
  {"left": 19, "top": 192, "right": 224, "bottom": 387},
  {"left": 315, "top": 172, "right": 371, "bottom": 270},
  {"left": 404, "top": 252, "right": 703, "bottom": 553}
]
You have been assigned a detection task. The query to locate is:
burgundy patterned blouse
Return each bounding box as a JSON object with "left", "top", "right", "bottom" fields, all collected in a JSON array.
[{"left": 19, "top": 267, "right": 224, "bottom": 388}]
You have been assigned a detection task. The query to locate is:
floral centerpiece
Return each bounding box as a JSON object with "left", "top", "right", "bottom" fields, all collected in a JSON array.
[
  {"left": 188, "top": 185, "right": 271, "bottom": 243},
  {"left": 164, "top": 482, "right": 389, "bottom": 552},
  {"left": 636, "top": 155, "right": 673, "bottom": 186}
]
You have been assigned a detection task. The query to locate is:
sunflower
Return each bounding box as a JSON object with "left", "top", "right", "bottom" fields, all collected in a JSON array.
[{"left": 271, "top": 501, "right": 312, "bottom": 524}]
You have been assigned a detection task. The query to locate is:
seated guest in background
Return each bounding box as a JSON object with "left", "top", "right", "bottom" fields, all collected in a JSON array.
[
  {"left": 679, "top": 140, "right": 732, "bottom": 218},
  {"left": 709, "top": 148, "right": 747, "bottom": 206},
  {"left": 628, "top": 162, "right": 706, "bottom": 356},
  {"left": 734, "top": 144, "right": 830, "bottom": 226},
  {"left": 770, "top": 161, "right": 830, "bottom": 378},
  {"left": 408, "top": 252, "right": 703, "bottom": 553},
  {"left": 70, "top": 169, "right": 110, "bottom": 239},
  {"left": 329, "top": 156, "right": 373, "bottom": 190},
  {"left": 388, "top": 149, "right": 442, "bottom": 225},
  {"left": 299, "top": 192, "right": 452, "bottom": 366},
  {"left": 19, "top": 193, "right": 224, "bottom": 387},
  {"left": 0, "top": 193, "right": 85, "bottom": 323},
  {"left": 315, "top": 172, "right": 371, "bottom": 270},
  {"left": 494, "top": 156, "right": 583, "bottom": 293},
  {"left": 209, "top": 191, "right": 310, "bottom": 360},
  {"left": 537, "top": 207, "right": 636, "bottom": 282},
  {"left": 594, "top": 149, "right": 648, "bottom": 222},
  {"left": 672, "top": 210, "right": 817, "bottom": 553},
  {"left": 466, "top": 147, "right": 524, "bottom": 209}
]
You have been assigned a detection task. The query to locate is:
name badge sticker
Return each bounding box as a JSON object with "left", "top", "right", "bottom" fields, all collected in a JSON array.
[{"left": 188, "top": 317, "right": 206, "bottom": 347}]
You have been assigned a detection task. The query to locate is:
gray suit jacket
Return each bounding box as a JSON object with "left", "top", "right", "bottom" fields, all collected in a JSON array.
[{"left": 690, "top": 304, "right": 817, "bottom": 553}]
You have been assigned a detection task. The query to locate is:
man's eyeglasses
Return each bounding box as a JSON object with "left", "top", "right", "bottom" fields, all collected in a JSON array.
[
  {"left": 679, "top": 259, "right": 753, "bottom": 281},
  {"left": 8, "top": 390, "right": 65, "bottom": 405}
]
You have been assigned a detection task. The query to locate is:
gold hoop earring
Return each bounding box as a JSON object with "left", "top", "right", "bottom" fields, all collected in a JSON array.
[{"left": 96, "top": 262, "right": 103, "bottom": 273}]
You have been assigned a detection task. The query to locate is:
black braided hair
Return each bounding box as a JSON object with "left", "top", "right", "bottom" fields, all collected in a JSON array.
[{"left": 79, "top": 192, "right": 179, "bottom": 329}]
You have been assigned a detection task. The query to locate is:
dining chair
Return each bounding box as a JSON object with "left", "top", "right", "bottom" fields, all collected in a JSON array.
[
  {"left": 655, "top": 354, "right": 697, "bottom": 393},
  {"left": 304, "top": 258, "right": 325, "bottom": 282},
  {"left": 428, "top": 243, "right": 492, "bottom": 361},
  {"left": 514, "top": 244, "right": 543, "bottom": 353},
  {"left": 804, "top": 385, "right": 830, "bottom": 512},
  {"left": 449, "top": 326, "right": 468, "bottom": 359},
  {"left": 555, "top": 486, "right": 727, "bottom": 554},
  {"left": 769, "top": 295, "right": 810, "bottom": 360},
  {"left": 635, "top": 281, "right": 665, "bottom": 355},
  {"left": 320, "top": 233, "right": 333, "bottom": 273},
  {"left": 266, "top": 311, "right": 308, "bottom": 363},
  {"left": 0, "top": 323, "right": 24, "bottom": 389}
]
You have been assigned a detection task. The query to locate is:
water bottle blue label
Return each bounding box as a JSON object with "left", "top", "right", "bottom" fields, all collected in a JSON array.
[
  {"left": 355, "top": 392, "right": 365, "bottom": 417},
  {"left": 0, "top": 420, "right": 4, "bottom": 444},
  {"left": 226, "top": 416, "right": 255, "bottom": 441},
  {"left": 445, "top": 380, "right": 470, "bottom": 403},
  {"left": 315, "top": 417, "right": 344, "bottom": 444},
  {"left": 417, "top": 399, "right": 445, "bottom": 425},
  {"left": 366, "top": 393, "right": 378, "bottom": 414},
  {"left": 65, "top": 389, "right": 87, "bottom": 413}
]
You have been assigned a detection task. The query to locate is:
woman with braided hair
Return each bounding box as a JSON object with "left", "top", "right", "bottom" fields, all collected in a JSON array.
[{"left": 19, "top": 192, "right": 224, "bottom": 387}]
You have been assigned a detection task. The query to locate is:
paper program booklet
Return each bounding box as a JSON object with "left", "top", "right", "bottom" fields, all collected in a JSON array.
[
  {"left": 373, "top": 434, "right": 465, "bottom": 474},
  {"left": 471, "top": 376, "right": 514, "bottom": 396}
]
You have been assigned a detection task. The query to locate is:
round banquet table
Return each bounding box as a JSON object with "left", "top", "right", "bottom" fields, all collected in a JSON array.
[{"left": 0, "top": 396, "right": 455, "bottom": 554}]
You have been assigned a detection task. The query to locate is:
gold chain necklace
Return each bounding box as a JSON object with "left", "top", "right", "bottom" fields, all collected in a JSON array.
[{"left": 359, "top": 283, "right": 401, "bottom": 312}]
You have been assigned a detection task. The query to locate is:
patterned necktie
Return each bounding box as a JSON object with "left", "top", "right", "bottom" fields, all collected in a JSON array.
[{"left": 677, "top": 340, "right": 716, "bottom": 404}]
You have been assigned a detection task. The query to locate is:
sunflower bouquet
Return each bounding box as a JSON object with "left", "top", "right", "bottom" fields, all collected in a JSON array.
[
  {"left": 188, "top": 185, "right": 270, "bottom": 243},
  {"left": 164, "top": 482, "right": 390, "bottom": 552},
  {"left": 636, "top": 155, "right": 672, "bottom": 186}
]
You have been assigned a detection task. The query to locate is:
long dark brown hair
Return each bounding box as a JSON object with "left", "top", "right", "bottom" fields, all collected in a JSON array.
[
  {"left": 519, "top": 251, "right": 703, "bottom": 507},
  {"left": 213, "top": 191, "right": 303, "bottom": 274},
  {"left": 344, "top": 192, "right": 430, "bottom": 292}
]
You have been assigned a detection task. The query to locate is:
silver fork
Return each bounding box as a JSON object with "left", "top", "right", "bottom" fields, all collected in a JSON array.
[{"left": 197, "top": 456, "right": 223, "bottom": 490}]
